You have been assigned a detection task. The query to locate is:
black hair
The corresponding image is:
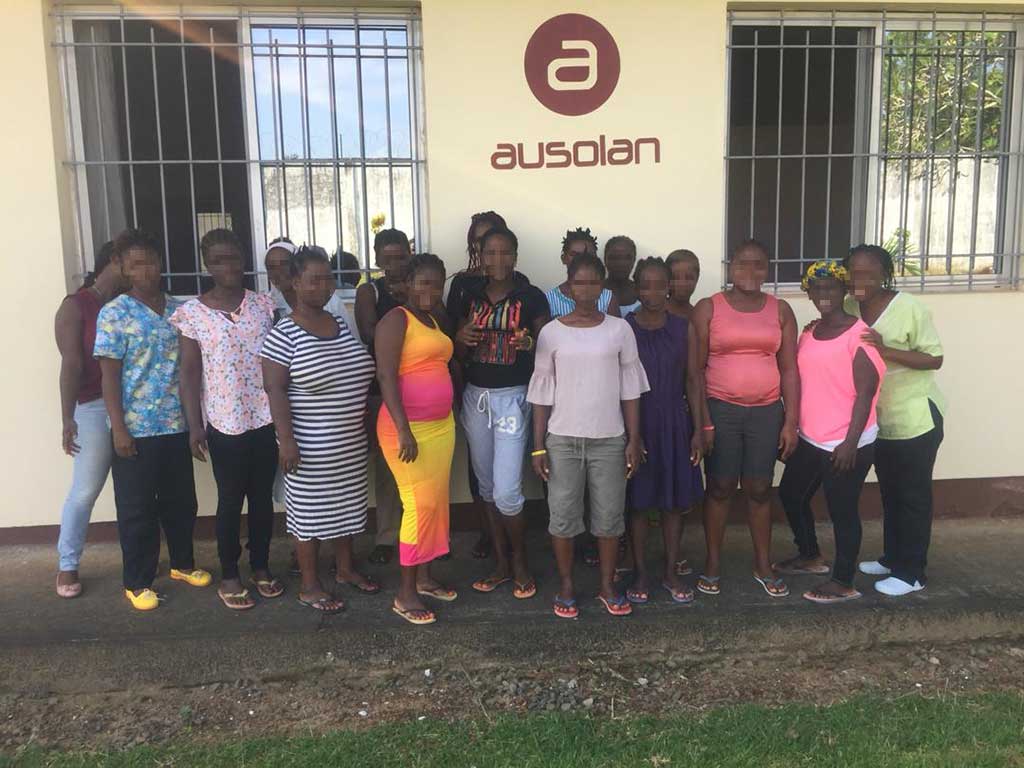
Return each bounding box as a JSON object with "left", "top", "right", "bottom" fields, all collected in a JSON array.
[
  {"left": 729, "top": 238, "right": 770, "bottom": 262},
  {"left": 479, "top": 226, "right": 519, "bottom": 255},
  {"left": 112, "top": 228, "right": 162, "bottom": 262},
  {"left": 82, "top": 240, "right": 115, "bottom": 288},
  {"left": 466, "top": 211, "right": 508, "bottom": 269},
  {"left": 199, "top": 228, "right": 243, "bottom": 264},
  {"left": 633, "top": 256, "right": 670, "bottom": 284},
  {"left": 567, "top": 251, "right": 606, "bottom": 281},
  {"left": 373, "top": 228, "right": 411, "bottom": 257},
  {"left": 561, "top": 227, "right": 598, "bottom": 256},
  {"left": 335, "top": 249, "right": 361, "bottom": 289},
  {"left": 666, "top": 249, "right": 700, "bottom": 272},
  {"left": 604, "top": 235, "right": 637, "bottom": 257},
  {"left": 288, "top": 244, "right": 331, "bottom": 278},
  {"left": 406, "top": 252, "right": 447, "bottom": 281},
  {"left": 269, "top": 235, "right": 293, "bottom": 246},
  {"left": 845, "top": 244, "right": 896, "bottom": 290}
]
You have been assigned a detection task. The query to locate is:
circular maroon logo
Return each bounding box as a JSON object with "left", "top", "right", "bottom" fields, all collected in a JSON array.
[{"left": 524, "top": 14, "right": 620, "bottom": 117}]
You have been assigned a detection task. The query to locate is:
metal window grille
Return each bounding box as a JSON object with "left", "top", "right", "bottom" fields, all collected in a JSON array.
[
  {"left": 725, "top": 10, "right": 1024, "bottom": 292},
  {"left": 53, "top": 4, "right": 426, "bottom": 295}
]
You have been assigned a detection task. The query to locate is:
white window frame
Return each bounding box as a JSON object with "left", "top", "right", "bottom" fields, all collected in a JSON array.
[{"left": 726, "top": 10, "right": 1024, "bottom": 292}]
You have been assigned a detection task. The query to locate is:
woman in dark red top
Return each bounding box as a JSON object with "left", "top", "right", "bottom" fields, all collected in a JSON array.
[{"left": 54, "top": 241, "right": 124, "bottom": 598}]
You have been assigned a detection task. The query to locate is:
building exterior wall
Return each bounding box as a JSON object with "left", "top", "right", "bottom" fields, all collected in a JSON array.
[{"left": 0, "top": 0, "right": 1021, "bottom": 531}]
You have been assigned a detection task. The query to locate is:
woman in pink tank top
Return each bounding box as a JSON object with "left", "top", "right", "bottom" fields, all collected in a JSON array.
[
  {"left": 692, "top": 239, "right": 800, "bottom": 598},
  {"left": 775, "top": 261, "right": 884, "bottom": 605}
]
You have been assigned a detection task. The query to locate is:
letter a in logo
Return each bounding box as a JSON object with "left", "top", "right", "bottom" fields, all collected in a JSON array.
[
  {"left": 524, "top": 14, "right": 620, "bottom": 116},
  {"left": 547, "top": 40, "right": 597, "bottom": 91}
]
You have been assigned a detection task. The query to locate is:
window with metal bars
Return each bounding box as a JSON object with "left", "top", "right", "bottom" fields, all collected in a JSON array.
[
  {"left": 726, "top": 11, "right": 1024, "bottom": 291},
  {"left": 55, "top": 6, "right": 425, "bottom": 296}
]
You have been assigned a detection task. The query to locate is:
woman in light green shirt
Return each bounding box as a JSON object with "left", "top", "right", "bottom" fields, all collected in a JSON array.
[{"left": 844, "top": 245, "right": 945, "bottom": 597}]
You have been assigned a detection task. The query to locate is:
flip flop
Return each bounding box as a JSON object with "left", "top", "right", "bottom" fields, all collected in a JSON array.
[
  {"left": 626, "top": 587, "right": 649, "bottom": 605},
  {"left": 803, "top": 588, "right": 862, "bottom": 605},
  {"left": 597, "top": 594, "right": 633, "bottom": 617},
  {"left": 753, "top": 573, "right": 790, "bottom": 598},
  {"left": 696, "top": 575, "right": 721, "bottom": 596},
  {"left": 417, "top": 586, "right": 458, "bottom": 602},
  {"left": 297, "top": 594, "right": 344, "bottom": 614},
  {"left": 335, "top": 577, "right": 381, "bottom": 595},
  {"left": 662, "top": 581, "right": 695, "bottom": 605},
  {"left": 675, "top": 559, "right": 694, "bottom": 577},
  {"left": 392, "top": 602, "right": 437, "bottom": 625},
  {"left": 251, "top": 577, "right": 285, "bottom": 599},
  {"left": 773, "top": 557, "right": 831, "bottom": 576},
  {"left": 513, "top": 580, "right": 537, "bottom": 600},
  {"left": 218, "top": 588, "right": 256, "bottom": 611},
  {"left": 471, "top": 575, "right": 511, "bottom": 594},
  {"left": 553, "top": 596, "right": 579, "bottom": 619}
]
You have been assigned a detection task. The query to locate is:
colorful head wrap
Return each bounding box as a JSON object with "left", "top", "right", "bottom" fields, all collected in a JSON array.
[{"left": 801, "top": 259, "right": 849, "bottom": 292}]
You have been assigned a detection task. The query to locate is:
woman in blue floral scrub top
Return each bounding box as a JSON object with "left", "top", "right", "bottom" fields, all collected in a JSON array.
[{"left": 94, "top": 229, "right": 211, "bottom": 611}]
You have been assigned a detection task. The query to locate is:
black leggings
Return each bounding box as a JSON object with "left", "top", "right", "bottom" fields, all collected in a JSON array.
[
  {"left": 207, "top": 424, "right": 278, "bottom": 580},
  {"left": 778, "top": 438, "right": 875, "bottom": 587},
  {"left": 875, "top": 402, "right": 944, "bottom": 585}
]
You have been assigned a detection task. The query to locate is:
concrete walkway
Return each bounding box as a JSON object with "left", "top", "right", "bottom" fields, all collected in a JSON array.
[{"left": 1, "top": 518, "right": 1023, "bottom": 696}]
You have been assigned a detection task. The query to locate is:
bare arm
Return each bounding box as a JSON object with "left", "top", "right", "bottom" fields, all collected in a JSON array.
[
  {"left": 622, "top": 398, "right": 643, "bottom": 479},
  {"left": 99, "top": 357, "right": 135, "bottom": 458},
  {"left": 777, "top": 300, "right": 801, "bottom": 460},
  {"left": 375, "top": 309, "right": 417, "bottom": 462},
  {"left": 353, "top": 282, "right": 378, "bottom": 346},
  {"left": 262, "top": 359, "right": 299, "bottom": 473},
  {"left": 179, "top": 336, "right": 207, "bottom": 461},
  {"left": 531, "top": 404, "right": 552, "bottom": 481},
  {"left": 606, "top": 294, "right": 621, "bottom": 318},
  {"left": 54, "top": 298, "right": 84, "bottom": 455},
  {"left": 692, "top": 298, "right": 715, "bottom": 454},
  {"left": 832, "top": 349, "right": 881, "bottom": 472},
  {"left": 685, "top": 321, "right": 706, "bottom": 463}
]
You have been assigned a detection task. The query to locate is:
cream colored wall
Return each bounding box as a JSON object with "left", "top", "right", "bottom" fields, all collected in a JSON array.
[{"left": 0, "top": 0, "right": 1020, "bottom": 529}]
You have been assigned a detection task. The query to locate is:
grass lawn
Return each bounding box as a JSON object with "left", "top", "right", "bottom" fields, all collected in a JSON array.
[{"left": 5, "top": 693, "right": 1024, "bottom": 768}]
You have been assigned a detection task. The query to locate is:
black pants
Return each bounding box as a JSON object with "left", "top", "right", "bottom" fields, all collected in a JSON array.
[
  {"left": 207, "top": 424, "right": 278, "bottom": 580},
  {"left": 875, "top": 402, "right": 944, "bottom": 585},
  {"left": 778, "top": 438, "right": 875, "bottom": 587},
  {"left": 111, "top": 432, "right": 198, "bottom": 591}
]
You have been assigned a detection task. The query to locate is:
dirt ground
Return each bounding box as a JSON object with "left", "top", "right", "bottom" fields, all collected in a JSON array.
[{"left": 2, "top": 518, "right": 1023, "bottom": 751}]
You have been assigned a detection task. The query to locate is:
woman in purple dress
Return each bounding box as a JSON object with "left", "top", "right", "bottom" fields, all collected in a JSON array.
[{"left": 625, "top": 258, "right": 706, "bottom": 605}]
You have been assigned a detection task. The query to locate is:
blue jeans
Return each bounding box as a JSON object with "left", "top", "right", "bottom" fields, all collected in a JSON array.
[
  {"left": 57, "top": 399, "right": 113, "bottom": 571},
  {"left": 460, "top": 383, "right": 530, "bottom": 516}
]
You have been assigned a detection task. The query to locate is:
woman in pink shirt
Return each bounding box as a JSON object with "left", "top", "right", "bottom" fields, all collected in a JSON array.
[
  {"left": 775, "top": 261, "right": 884, "bottom": 603},
  {"left": 692, "top": 239, "right": 800, "bottom": 598}
]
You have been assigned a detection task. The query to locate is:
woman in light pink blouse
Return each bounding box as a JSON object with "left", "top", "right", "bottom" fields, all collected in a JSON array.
[
  {"left": 172, "top": 229, "right": 282, "bottom": 611},
  {"left": 528, "top": 253, "right": 649, "bottom": 619}
]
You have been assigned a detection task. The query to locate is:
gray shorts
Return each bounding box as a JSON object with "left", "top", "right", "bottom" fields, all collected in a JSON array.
[
  {"left": 546, "top": 433, "right": 627, "bottom": 538},
  {"left": 704, "top": 398, "right": 784, "bottom": 480}
]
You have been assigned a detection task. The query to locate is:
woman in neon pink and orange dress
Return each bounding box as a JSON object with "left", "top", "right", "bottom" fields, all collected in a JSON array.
[{"left": 375, "top": 253, "right": 457, "bottom": 625}]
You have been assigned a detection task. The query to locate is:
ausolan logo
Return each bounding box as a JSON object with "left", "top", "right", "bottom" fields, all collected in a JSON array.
[{"left": 491, "top": 13, "right": 660, "bottom": 171}]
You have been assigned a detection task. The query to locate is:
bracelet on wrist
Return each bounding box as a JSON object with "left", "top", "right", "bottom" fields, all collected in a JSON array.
[
  {"left": 531, "top": 449, "right": 547, "bottom": 457},
  {"left": 702, "top": 426, "right": 716, "bottom": 432}
]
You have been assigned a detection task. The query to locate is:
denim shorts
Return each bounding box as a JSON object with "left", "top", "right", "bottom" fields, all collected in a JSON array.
[
  {"left": 545, "top": 433, "right": 627, "bottom": 538},
  {"left": 704, "top": 398, "right": 784, "bottom": 480}
]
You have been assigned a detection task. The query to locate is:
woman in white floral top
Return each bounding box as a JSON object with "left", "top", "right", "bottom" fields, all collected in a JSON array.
[{"left": 172, "top": 229, "right": 282, "bottom": 611}]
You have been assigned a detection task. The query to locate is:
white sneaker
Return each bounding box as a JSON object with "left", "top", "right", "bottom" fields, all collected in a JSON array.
[
  {"left": 859, "top": 560, "right": 892, "bottom": 576},
  {"left": 875, "top": 577, "right": 925, "bottom": 596}
]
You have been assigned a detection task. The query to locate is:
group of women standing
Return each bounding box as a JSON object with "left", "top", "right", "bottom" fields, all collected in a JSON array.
[{"left": 53, "top": 213, "right": 945, "bottom": 622}]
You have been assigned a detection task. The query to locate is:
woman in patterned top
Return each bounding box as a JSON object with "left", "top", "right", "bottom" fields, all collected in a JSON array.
[
  {"left": 94, "top": 229, "right": 211, "bottom": 612},
  {"left": 262, "top": 247, "right": 378, "bottom": 614},
  {"left": 173, "top": 229, "right": 282, "bottom": 611}
]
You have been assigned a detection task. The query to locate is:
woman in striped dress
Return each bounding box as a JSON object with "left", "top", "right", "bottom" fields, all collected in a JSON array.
[{"left": 261, "top": 247, "right": 377, "bottom": 614}]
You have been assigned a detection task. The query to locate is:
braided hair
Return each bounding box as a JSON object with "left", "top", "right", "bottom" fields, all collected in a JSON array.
[
  {"left": 288, "top": 244, "right": 331, "bottom": 278},
  {"left": 562, "top": 227, "right": 598, "bottom": 257},
  {"left": 82, "top": 240, "right": 115, "bottom": 288},
  {"left": 632, "top": 256, "right": 670, "bottom": 284},
  {"left": 567, "top": 251, "right": 606, "bottom": 281},
  {"left": 465, "top": 211, "right": 507, "bottom": 270},
  {"left": 407, "top": 252, "right": 447, "bottom": 281},
  {"left": 845, "top": 244, "right": 896, "bottom": 290}
]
